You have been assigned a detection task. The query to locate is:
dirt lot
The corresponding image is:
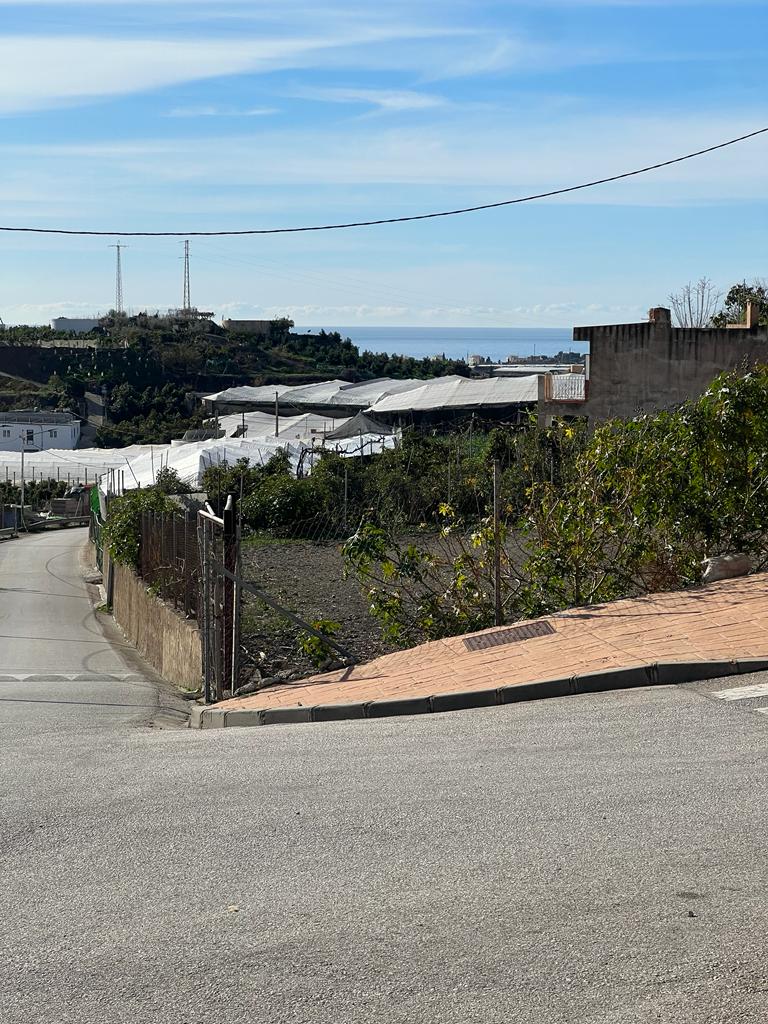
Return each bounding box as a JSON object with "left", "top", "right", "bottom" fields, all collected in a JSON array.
[{"left": 239, "top": 536, "right": 399, "bottom": 682}]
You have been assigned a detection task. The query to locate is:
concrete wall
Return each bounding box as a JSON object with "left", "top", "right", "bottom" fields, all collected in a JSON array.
[
  {"left": 102, "top": 548, "right": 202, "bottom": 690},
  {"left": 84, "top": 390, "right": 108, "bottom": 427},
  {"left": 572, "top": 316, "right": 768, "bottom": 422},
  {"left": 50, "top": 318, "right": 101, "bottom": 334},
  {"left": 222, "top": 319, "right": 271, "bottom": 335}
]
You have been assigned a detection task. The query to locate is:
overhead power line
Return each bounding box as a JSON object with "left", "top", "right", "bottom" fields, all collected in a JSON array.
[{"left": 1, "top": 126, "right": 766, "bottom": 238}]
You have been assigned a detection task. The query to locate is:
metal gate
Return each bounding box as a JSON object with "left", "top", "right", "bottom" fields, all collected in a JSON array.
[
  {"left": 196, "top": 495, "right": 356, "bottom": 705},
  {"left": 197, "top": 497, "right": 240, "bottom": 704}
]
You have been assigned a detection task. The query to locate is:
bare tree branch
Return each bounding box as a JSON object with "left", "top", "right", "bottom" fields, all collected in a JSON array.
[{"left": 668, "top": 277, "right": 722, "bottom": 327}]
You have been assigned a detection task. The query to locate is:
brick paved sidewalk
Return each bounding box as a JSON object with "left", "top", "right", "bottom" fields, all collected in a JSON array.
[{"left": 216, "top": 572, "right": 768, "bottom": 715}]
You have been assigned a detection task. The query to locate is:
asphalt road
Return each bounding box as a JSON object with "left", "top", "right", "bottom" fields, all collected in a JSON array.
[{"left": 2, "top": 529, "right": 768, "bottom": 1024}]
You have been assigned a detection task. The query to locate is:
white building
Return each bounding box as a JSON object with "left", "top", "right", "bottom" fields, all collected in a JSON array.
[
  {"left": 51, "top": 317, "right": 101, "bottom": 334},
  {"left": 0, "top": 411, "right": 81, "bottom": 452}
]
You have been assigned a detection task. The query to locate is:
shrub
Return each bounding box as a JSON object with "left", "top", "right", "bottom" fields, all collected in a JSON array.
[
  {"left": 103, "top": 488, "right": 178, "bottom": 567},
  {"left": 344, "top": 368, "right": 768, "bottom": 644},
  {"left": 153, "top": 466, "right": 192, "bottom": 495},
  {"left": 240, "top": 474, "right": 323, "bottom": 534}
]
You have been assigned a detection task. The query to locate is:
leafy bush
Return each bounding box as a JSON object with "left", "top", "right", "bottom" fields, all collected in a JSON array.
[
  {"left": 153, "top": 466, "right": 192, "bottom": 495},
  {"left": 103, "top": 488, "right": 178, "bottom": 567},
  {"left": 296, "top": 619, "right": 343, "bottom": 667},
  {"left": 240, "top": 474, "right": 324, "bottom": 534},
  {"left": 343, "top": 508, "right": 503, "bottom": 646},
  {"left": 0, "top": 478, "right": 68, "bottom": 508},
  {"left": 344, "top": 368, "right": 768, "bottom": 644}
]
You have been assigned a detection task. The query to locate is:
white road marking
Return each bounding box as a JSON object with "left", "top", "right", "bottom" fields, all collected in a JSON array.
[
  {"left": 0, "top": 673, "right": 146, "bottom": 682},
  {"left": 712, "top": 682, "right": 768, "bottom": 701}
]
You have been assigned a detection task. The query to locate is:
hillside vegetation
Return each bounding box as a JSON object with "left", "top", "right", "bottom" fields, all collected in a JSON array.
[{"left": 1, "top": 314, "right": 469, "bottom": 446}]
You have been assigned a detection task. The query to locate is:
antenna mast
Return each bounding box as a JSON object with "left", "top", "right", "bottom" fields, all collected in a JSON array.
[
  {"left": 182, "top": 239, "right": 191, "bottom": 311},
  {"left": 109, "top": 242, "right": 127, "bottom": 313}
]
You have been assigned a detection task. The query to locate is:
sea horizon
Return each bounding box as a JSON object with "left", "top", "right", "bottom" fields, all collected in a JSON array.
[{"left": 295, "top": 325, "right": 583, "bottom": 362}]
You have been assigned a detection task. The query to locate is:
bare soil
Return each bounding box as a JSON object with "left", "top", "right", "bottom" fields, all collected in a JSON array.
[{"left": 239, "top": 536, "right": 398, "bottom": 682}]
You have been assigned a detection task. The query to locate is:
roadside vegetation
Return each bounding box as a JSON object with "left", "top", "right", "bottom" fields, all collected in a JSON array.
[
  {"left": 0, "top": 478, "right": 68, "bottom": 509},
  {"left": 345, "top": 367, "right": 768, "bottom": 645}
]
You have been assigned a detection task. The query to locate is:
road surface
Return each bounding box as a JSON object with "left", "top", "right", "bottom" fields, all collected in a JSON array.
[{"left": 2, "top": 529, "right": 767, "bottom": 1024}]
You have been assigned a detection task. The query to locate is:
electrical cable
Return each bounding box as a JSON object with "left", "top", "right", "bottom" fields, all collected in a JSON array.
[{"left": 0, "top": 127, "right": 765, "bottom": 238}]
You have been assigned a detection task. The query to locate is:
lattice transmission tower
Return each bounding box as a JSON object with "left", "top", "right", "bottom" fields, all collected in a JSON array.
[
  {"left": 109, "top": 242, "right": 127, "bottom": 313},
  {"left": 182, "top": 239, "right": 191, "bottom": 311}
]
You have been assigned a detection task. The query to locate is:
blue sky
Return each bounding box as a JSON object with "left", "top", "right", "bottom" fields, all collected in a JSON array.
[{"left": 0, "top": 0, "right": 766, "bottom": 328}]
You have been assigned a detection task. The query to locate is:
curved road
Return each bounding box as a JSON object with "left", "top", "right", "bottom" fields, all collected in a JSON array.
[
  {"left": 2, "top": 529, "right": 768, "bottom": 1024},
  {"left": 0, "top": 527, "right": 178, "bottom": 726}
]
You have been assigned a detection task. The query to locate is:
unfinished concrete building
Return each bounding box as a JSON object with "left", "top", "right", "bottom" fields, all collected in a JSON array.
[{"left": 539, "top": 302, "right": 768, "bottom": 425}]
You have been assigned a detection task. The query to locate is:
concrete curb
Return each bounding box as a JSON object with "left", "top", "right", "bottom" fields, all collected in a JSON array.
[{"left": 189, "top": 657, "right": 768, "bottom": 730}]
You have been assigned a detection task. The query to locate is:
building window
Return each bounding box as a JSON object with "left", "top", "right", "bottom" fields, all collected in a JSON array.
[
  {"left": 1, "top": 429, "right": 9, "bottom": 438},
  {"left": 25, "top": 429, "right": 34, "bottom": 443},
  {"left": 50, "top": 430, "right": 57, "bottom": 438}
]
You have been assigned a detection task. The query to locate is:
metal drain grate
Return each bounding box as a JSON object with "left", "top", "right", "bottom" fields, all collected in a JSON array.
[{"left": 463, "top": 620, "right": 555, "bottom": 651}]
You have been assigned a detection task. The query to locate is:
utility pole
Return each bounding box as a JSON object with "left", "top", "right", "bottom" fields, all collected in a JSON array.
[
  {"left": 182, "top": 239, "right": 191, "bottom": 311},
  {"left": 493, "top": 460, "right": 503, "bottom": 627},
  {"left": 20, "top": 444, "right": 25, "bottom": 522},
  {"left": 18, "top": 426, "right": 52, "bottom": 528},
  {"left": 109, "top": 242, "right": 127, "bottom": 314}
]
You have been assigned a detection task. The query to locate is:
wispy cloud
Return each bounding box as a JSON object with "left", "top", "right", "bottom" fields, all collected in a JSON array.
[
  {"left": 165, "top": 104, "right": 277, "bottom": 118},
  {"left": 0, "top": 26, "right": 463, "bottom": 115},
  {"left": 291, "top": 86, "right": 446, "bottom": 112},
  {"left": 7, "top": 112, "right": 761, "bottom": 200}
]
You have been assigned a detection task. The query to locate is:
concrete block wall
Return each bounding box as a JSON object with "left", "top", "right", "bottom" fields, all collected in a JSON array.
[
  {"left": 99, "top": 545, "right": 202, "bottom": 690},
  {"left": 572, "top": 315, "right": 768, "bottom": 423}
]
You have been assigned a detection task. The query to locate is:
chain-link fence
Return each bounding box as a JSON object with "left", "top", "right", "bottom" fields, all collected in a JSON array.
[{"left": 137, "top": 509, "right": 201, "bottom": 618}]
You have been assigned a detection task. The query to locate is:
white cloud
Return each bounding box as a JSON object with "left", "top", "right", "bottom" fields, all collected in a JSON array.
[
  {"left": 0, "top": 27, "right": 462, "bottom": 114},
  {"left": 165, "top": 105, "right": 277, "bottom": 118},
  {"left": 6, "top": 112, "right": 762, "bottom": 205},
  {"left": 0, "top": 36, "right": 298, "bottom": 114},
  {"left": 290, "top": 87, "right": 446, "bottom": 112}
]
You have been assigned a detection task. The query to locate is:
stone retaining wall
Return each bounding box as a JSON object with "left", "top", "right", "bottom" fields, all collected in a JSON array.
[{"left": 91, "top": 541, "right": 201, "bottom": 690}]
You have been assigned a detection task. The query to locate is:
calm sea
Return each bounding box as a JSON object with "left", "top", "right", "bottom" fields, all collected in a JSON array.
[{"left": 295, "top": 325, "right": 580, "bottom": 362}]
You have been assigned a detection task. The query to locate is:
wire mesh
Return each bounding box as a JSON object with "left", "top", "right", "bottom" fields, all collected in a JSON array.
[{"left": 138, "top": 509, "right": 200, "bottom": 618}]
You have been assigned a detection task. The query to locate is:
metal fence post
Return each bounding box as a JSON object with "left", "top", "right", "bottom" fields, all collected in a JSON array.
[
  {"left": 493, "top": 459, "right": 503, "bottom": 627},
  {"left": 343, "top": 464, "right": 348, "bottom": 532},
  {"left": 200, "top": 515, "right": 212, "bottom": 703},
  {"left": 171, "top": 514, "right": 178, "bottom": 608},
  {"left": 231, "top": 517, "right": 242, "bottom": 695},
  {"left": 222, "top": 494, "right": 237, "bottom": 693}
]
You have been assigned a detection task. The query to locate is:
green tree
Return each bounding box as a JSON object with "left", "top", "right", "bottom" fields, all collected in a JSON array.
[{"left": 711, "top": 280, "right": 768, "bottom": 328}]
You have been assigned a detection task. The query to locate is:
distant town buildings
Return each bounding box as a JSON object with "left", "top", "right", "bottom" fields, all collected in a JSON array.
[{"left": 0, "top": 410, "right": 80, "bottom": 452}]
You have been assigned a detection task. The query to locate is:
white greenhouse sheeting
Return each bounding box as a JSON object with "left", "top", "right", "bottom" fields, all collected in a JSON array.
[
  {"left": 0, "top": 444, "right": 164, "bottom": 484},
  {"left": 276, "top": 379, "right": 351, "bottom": 405},
  {"left": 216, "top": 411, "right": 292, "bottom": 438},
  {"left": 204, "top": 375, "right": 541, "bottom": 415},
  {"left": 203, "top": 377, "right": 428, "bottom": 412},
  {"left": 276, "top": 413, "right": 350, "bottom": 440},
  {"left": 118, "top": 431, "right": 398, "bottom": 491},
  {"left": 215, "top": 411, "right": 350, "bottom": 441},
  {"left": 203, "top": 384, "right": 293, "bottom": 405},
  {"left": 299, "top": 432, "right": 398, "bottom": 470},
  {"left": 323, "top": 378, "right": 425, "bottom": 408},
  {"left": 121, "top": 438, "right": 305, "bottom": 490},
  {"left": 367, "top": 374, "right": 540, "bottom": 413}
]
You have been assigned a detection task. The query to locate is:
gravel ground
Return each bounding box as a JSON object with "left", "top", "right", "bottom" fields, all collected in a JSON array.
[{"left": 239, "top": 536, "right": 398, "bottom": 682}]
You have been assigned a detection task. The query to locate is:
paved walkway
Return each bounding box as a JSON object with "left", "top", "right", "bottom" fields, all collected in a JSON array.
[{"left": 217, "top": 572, "right": 768, "bottom": 715}]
